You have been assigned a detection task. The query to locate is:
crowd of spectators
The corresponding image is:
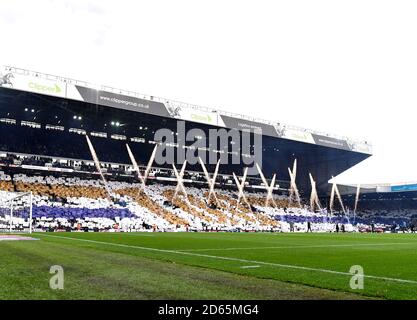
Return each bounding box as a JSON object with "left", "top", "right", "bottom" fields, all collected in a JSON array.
[{"left": 1, "top": 168, "right": 414, "bottom": 234}]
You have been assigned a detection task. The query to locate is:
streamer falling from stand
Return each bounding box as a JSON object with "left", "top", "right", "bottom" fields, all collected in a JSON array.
[
  {"left": 354, "top": 184, "right": 361, "bottom": 224},
  {"left": 126, "top": 143, "right": 145, "bottom": 187},
  {"left": 329, "top": 180, "right": 346, "bottom": 215},
  {"left": 309, "top": 173, "right": 322, "bottom": 212},
  {"left": 354, "top": 184, "right": 361, "bottom": 214},
  {"left": 256, "top": 163, "right": 278, "bottom": 208},
  {"left": 233, "top": 167, "right": 251, "bottom": 210},
  {"left": 199, "top": 157, "right": 220, "bottom": 206},
  {"left": 85, "top": 135, "right": 113, "bottom": 198},
  {"left": 288, "top": 159, "right": 301, "bottom": 207},
  {"left": 171, "top": 161, "right": 193, "bottom": 211}
]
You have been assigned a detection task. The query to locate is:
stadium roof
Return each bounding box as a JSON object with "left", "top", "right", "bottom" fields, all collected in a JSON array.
[{"left": 2, "top": 65, "right": 372, "bottom": 155}]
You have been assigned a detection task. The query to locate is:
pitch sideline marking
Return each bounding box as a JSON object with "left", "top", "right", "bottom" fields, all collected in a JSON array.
[
  {"left": 120, "top": 233, "right": 154, "bottom": 237},
  {"left": 175, "top": 242, "right": 417, "bottom": 252},
  {"left": 38, "top": 234, "right": 417, "bottom": 285}
]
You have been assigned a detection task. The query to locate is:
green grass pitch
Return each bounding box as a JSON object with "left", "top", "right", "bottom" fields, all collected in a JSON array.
[{"left": 1, "top": 232, "right": 417, "bottom": 300}]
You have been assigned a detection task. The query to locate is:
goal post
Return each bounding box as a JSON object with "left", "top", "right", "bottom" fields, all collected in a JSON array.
[{"left": 0, "top": 192, "right": 33, "bottom": 234}]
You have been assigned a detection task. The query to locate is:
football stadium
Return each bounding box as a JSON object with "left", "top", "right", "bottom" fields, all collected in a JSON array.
[{"left": 1, "top": 65, "right": 417, "bottom": 301}]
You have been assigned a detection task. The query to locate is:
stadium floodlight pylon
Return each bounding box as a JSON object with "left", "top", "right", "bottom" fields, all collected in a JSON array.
[
  {"left": 329, "top": 179, "right": 346, "bottom": 215},
  {"left": 0, "top": 192, "right": 33, "bottom": 234},
  {"left": 199, "top": 157, "right": 220, "bottom": 206},
  {"left": 288, "top": 159, "right": 301, "bottom": 207},
  {"left": 85, "top": 135, "right": 113, "bottom": 198},
  {"left": 232, "top": 168, "right": 251, "bottom": 210},
  {"left": 126, "top": 143, "right": 158, "bottom": 189},
  {"left": 354, "top": 183, "right": 361, "bottom": 215},
  {"left": 309, "top": 173, "right": 322, "bottom": 212},
  {"left": 256, "top": 163, "right": 278, "bottom": 208},
  {"left": 172, "top": 161, "right": 191, "bottom": 208}
]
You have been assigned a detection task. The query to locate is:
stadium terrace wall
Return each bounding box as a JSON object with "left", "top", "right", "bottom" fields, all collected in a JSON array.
[{"left": 0, "top": 66, "right": 372, "bottom": 195}]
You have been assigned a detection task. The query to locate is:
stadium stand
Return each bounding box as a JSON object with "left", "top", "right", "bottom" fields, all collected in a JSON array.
[
  {"left": 1, "top": 153, "right": 413, "bottom": 234},
  {"left": 3, "top": 67, "right": 412, "bottom": 235}
]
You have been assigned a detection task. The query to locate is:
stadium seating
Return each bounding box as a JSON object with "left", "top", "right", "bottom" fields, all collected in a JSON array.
[{"left": 0, "top": 167, "right": 412, "bottom": 233}]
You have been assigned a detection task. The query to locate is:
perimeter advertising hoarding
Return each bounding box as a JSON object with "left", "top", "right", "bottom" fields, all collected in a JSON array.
[
  {"left": 311, "top": 133, "right": 351, "bottom": 151},
  {"left": 0, "top": 68, "right": 66, "bottom": 98},
  {"left": 220, "top": 115, "right": 279, "bottom": 137},
  {"left": 280, "top": 128, "right": 316, "bottom": 144},
  {"left": 22, "top": 165, "right": 74, "bottom": 173},
  {"left": 166, "top": 102, "right": 226, "bottom": 127},
  {"left": 391, "top": 184, "right": 417, "bottom": 192},
  {"left": 347, "top": 141, "right": 372, "bottom": 154},
  {"left": 69, "top": 85, "right": 171, "bottom": 118}
]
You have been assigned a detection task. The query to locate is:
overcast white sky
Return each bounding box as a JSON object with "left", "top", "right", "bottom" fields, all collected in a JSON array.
[{"left": 1, "top": 0, "right": 416, "bottom": 185}]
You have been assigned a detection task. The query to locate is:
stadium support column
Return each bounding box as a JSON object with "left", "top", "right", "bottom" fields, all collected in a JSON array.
[{"left": 199, "top": 157, "right": 220, "bottom": 206}]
